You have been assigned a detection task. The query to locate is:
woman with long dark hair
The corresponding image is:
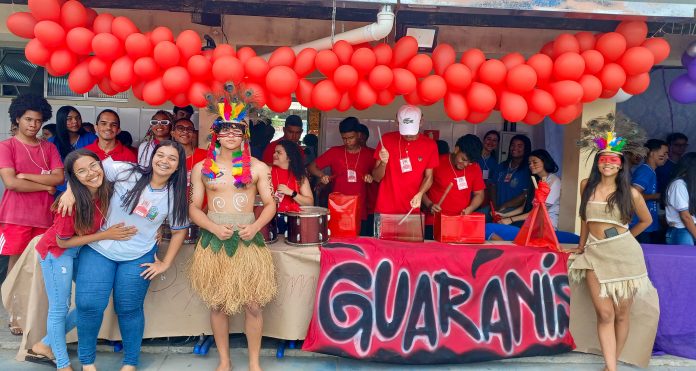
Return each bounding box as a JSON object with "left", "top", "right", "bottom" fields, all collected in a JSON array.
[
  {"left": 49, "top": 106, "right": 97, "bottom": 161},
  {"left": 479, "top": 130, "right": 500, "bottom": 183},
  {"left": 631, "top": 139, "right": 668, "bottom": 243},
  {"left": 271, "top": 139, "right": 313, "bottom": 213},
  {"left": 491, "top": 134, "right": 531, "bottom": 214},
  {"left": 664, "top": 152, "right": 696, "bottom": 245},
  {"left": 29, "top": 149, "right": 136, "bottom": 371},
  {"left": 137, "top": 110, "right": 174, "bottom": 166},
  {"left": 569, "top": 145, "right": 654, "bottom": 371},
  {"left": 58, "top": 141, "right": 188, "bottom": 371}
]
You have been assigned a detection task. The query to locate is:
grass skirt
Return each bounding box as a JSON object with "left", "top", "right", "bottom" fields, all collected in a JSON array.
[{"left": 187, "top": 213, "right": 277, "bottom": 315}]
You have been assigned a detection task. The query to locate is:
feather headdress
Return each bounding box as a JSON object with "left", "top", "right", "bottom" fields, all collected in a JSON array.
[
  {"left": 577, "top": 112, "right": 647, "bottom": 158},
  {"left": 202, "top": 82, "right": 260, "bottom": 188}
]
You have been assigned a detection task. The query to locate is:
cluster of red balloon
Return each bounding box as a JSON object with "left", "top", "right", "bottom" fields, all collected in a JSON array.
[{"left": 7, "top": 2, "right": 671, "bottom": 122}]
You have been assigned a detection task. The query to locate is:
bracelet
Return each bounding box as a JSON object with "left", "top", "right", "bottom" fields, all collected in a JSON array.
[{"left": 290, "top": 191, "right": 298, "bottom": 198}]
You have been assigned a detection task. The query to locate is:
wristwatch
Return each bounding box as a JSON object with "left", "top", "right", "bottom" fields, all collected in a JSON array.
[{"left": 290, "top": 191, "right": 298, "bottom": 198}]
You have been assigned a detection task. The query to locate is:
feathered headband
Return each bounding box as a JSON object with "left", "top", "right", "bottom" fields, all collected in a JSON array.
[
  {"left": 577, "top": 112, "right": 647, "bottom": 159},
  {"left": 201, "top": 82, "right": 259, "bottom": 188}
]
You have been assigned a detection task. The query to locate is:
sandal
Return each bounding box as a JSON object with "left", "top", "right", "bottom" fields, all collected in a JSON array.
[
  {"left": 8, "top": 324, "right": 23, "bottom": 336},
  {"left": 25, "top": 349, "right": 57, "bottom": 367}
]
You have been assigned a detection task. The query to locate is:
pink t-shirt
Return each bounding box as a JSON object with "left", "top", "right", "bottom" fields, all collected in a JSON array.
[{"left": 0, "top": 137, "right": 63, "bottom": 228}]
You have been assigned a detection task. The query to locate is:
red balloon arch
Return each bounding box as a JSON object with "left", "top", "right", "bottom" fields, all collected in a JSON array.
[{"left": 6, "top": 0, "right": 671, "bottom": 124}]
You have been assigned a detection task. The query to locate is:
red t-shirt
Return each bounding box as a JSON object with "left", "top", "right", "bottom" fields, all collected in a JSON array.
[
  {"left": 374, "top": 132, "right": 439, "bottom": 214},
  {"left": 262, "top": 138, "right": 305, "bottom": 165},
  {"left": 425, "top": 155, "right": 486, "bottom": 224},
  {"left": 364, "top": 146, "right": 379, "bottom": 215},
  {"left": 0, "top": 138, "right": 63, "bottom": 228},
  {"left": 35, "top": 204, "right": 104, "bottom": 259},
  {"left": 315, "top": 146, "right": 374, "bottom": 220},
  {"left": 84, "top": 139, "right": 137, "bottom": 162},
  {"left": 271, "top": 166, "right": 301, "bottom": 213}
]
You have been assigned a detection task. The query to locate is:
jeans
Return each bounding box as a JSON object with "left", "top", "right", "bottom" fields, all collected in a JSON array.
[
  {"left": 39, "top": 248, "right": 79, "bottom": 369},
  {"left": 76, "top": 245, "right": 155, "bottom": 366},
  {"left": 665, "top": 227, "right": 696, "bottom": 246}
]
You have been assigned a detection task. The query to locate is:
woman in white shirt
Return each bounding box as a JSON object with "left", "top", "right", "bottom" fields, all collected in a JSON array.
[{"left": 665, "top": 152, "right": 696, "bottom": 245}]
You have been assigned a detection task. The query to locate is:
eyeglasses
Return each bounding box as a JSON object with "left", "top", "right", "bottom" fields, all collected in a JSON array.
[
  {"left": 174, "top": 125, "right": 195, "bottom": 133},
  {"left": 217, "top": 129, "right": 244, "bottom": 138},
  {"left": 150, "top": 120, "right": 170, "bottom": 126},
  {"left": 75, "top": 161, "right": 101, "bottom": 178}
]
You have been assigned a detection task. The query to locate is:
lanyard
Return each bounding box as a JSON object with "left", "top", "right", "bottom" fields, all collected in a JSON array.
[
  {"left": 344, "top": 147, "right": 361, "bottom": 171},
  {"left": 16, "top": 138, "right": 50, "bottom": 171}
]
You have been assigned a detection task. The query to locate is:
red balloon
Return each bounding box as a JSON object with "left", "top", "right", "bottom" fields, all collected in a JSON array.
[
  {"left": 143, "top": 78, "right": 168, "bottom": 106},
  {"left": 213, "top": 44, "right": 236, "bottom": 60},
  {"left": 212, "top": 55, "right": 243, "bottom": 83},
  {"left": 623, "top": 73, "right": 650, "bottom": 95},
  {"left": 92, "top": 33, "right": 123, "bottom": 60},
  {"left": 315, "top": 50, "right": 340, "bottom": 78},
  {"left": 600, "top": 89, "right": 618, "bottom": 99},
  {"left": 333, "top": 65, "right": 359, "bottom": 91},
  {"left": 578, "top": 74, "right": 603, "bottom": 102},
  {"left": 153, "top": 41, "right": 180, "bottom": 69},
  {"left": 599, "top": 63, "right": 627, "bottom": 91},
  {"left": 236, "top": 47, "right": 256, "bottom": 64},
  {"left": 7, "top": 12, "right": 37, "bottom": 39},
  {"left": 170, "top": 92, "right": 189, "bottom": 107},
  {"left": 210, "top": 80, "right": 225, "bottom": 95},
  {"left": 89, "top": 57, "right": 112, "bottom": 79},
  {"left": 523, "top": 111, "right": 545, "bottom": 125},
  {"left": 529, "top": 89, "right": 556, "bottom": 116},
  {"left": 268, "top": 46, "right": 296, "bottom": 68},
  {"left": 111, "top": 16, "right": 139, "bottom": 42},
  {"left": 294, "top": 48, "right": 317, "bottom": 77},
  {"left": 337, "top": 93, "right": 352, "bottom": 112},
  {"left": 66, "top": 27, "right": 94, "bottom": 55},
  {"left": 403, "top": 89, "right": 423, "bottom": 106},
  {"left": 460, "top": 48, "right": 486, "bottom": 76},
  {"left": 553, "top": 52, "right": 585, "bottom": 81},
  {"left": 550, "top": 103, "right": 582, "bottom": 124},
  {"left": 407, "top": 54, "right": 433, "bottom": 78},
  {"left": 133, "top": 57, "right": 159, "bottom": 80},
  {"left": 176, "top": 30, "right": 202, "bottom": 60},
  {"left": 266, "top": 66, "right": 298, "bottom": 96},
  {"left": 351, "top": 48, "right": 377, "bottom": 75},
  {"left": 641, "top": 38, "right": 670, "bottom": 65},
  {"left": 97, "top": 77, "right": 118, "bottom": 96},
  {"left": 125, "top": 33, "right": 152, "bottom": 60},
  {"left": 268, "top": 94, "right": 292, "bottom": 112},
  {"left": 49, "top": 49, "right": 77, "bottom": 75},
  {"left": 500, "top": 92, "right": 528, "bottom": 122},
  {"left": 244, "top": 56, "right": 269, "bottom": 82},
  {"left": 92, "top": 14, "right": 114, "bottom": 34},
  {"left": 163, "top": 66, "right": 191, "bottom": 94},
  {"left": 620, "top": 47, "right": 654, "bottom": 76},
  {"left": 444, "top": 92, "right": 469, "bottom": 121},
  {"left": 34, "top": 20, "right": 65, "bottom": 48},
  {"left": 553, "top": 34, "right": 580, "bottom": 57},
  {"left": 85, "top": 8, "right": 97, "bottom": 28},
  {"left": 186, "top": 54, "right": 213, "bottom": 80},
  {"left": 28, "top": 0, "right": 61, "bottom": 22},
  {"left": 332, "top": 40, "right": 353, "bottom": 65},
  {"left": 466, "top": 110, "right": 491, "bottom": 124},
  {"left": 25, "top": 39, "right": 52, "bottom": 66},
  {"left": 68, "top": 61, "right": 95, "bottom": 94},
  {"left": 526, "top": 54, "right": 553, "bottom": 81},
  {"left": 110, "top": 56, "right": 134, "bottom": 87},
  {"left": 477, "top": 59, "right": 507, "bottom": 86},
  {"left": 539, "top": 41, "right": 554, "bottom": 57},
  {"left": 596, "top": 32, "right": 627, "bottom": 62},
  {"left": 506, "top": 64, "right": 537, "bottom": 93},
  {"left": 501, "top": 52, "right": 525, "bottom": 69},
  {"left": 581, "top": 50, "right": 605, "bottom": 75},
  {"left": 551, "top": 80, "right": 584, "bottom": 106},
  {"left": 351, "top": 81, "right": 377, "bottom": 110},
  {"left": 433, "top": 44, "right": 456, "bottom": 75},
  {"left": 418, "top": 75, "right": 447, "bottom": 103},
  {"left": 390, "top": 68, "right": 417, "bottom": 94},
  {"left": 296, "top": 79, "right": 314, "bottom": 108},
  {"left": 376, "top": 89, "right": 395, "bottom": 106},
  {"left": 368, "top": 65, "right": 393, "bottom": 91},
  {"left": 575, "top": 31, "right": 596, "bottom": 52},
  {"left": 188, "top": 82, "right": 210, "bottom": 107},
  {"left": 466, "top": 82, "right": 497, "bottom": 112},
  {"left": 132, "top": 79, "right": 145, "bottom": 100},
  {"left": 149, "top": 26, "right": 174, "bottom": 45},
  {"left": 444, "top": 64, "right": 472, "bottom": 92},
  {"left": 392, "top": 36, "right": 418, "bottom": 67},
  {"left": 312, "top": 80, "right": 341, "bottom": 111},
  {"left": 616, "top": 21, "right": 648, "bottom": 48},
  {"left": 373, "top": 43, "right": 393, "bottom": 65}
]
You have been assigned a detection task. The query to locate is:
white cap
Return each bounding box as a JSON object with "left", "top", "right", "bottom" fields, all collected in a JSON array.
[{"left": 397, "top": 105, "right": 421, "bottom": 136}]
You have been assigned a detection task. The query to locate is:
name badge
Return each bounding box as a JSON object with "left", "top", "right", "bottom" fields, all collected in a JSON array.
[
  {"left": 455, "top": 176, "right": 468, "bottom": 190},
  {"left": 134, "top": 199, "right": 153, "bottom": 218},
  {"left": 504, "top": 173, "right": 513, "bottom": 183},
  {"left": 347, "top": 169, "right": 357, "bottom": 183},
  {"left": 400, "top": 158, "right": 413, "bottom": 173},
  {"left": 482, "top": 170, "right": 489, "bottom": 180},
  {"left": 41, "top": 169, "right": 51, "bottom": 175}
]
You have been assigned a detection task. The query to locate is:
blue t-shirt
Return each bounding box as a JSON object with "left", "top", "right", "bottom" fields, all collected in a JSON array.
[
  {"left": 494, "top": 160, "right": 531, "bottom": 207},
  {"left": 655, "top": 159, "right": 675, "bottom": 196},
  {"left": 631, "top": 163, "right": 659, "bottom": 232},
  {"left": 89, "top": 158, "right": 188, "bottom": 261},
  {"left": 49, "top": 133, "right": 97, "bottom": 192},
  {"left": 478, "top": 154, "right": 499, "bottom": 185}
]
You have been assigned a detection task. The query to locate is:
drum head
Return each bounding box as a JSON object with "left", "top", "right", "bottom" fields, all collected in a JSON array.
[{"left": 286, "top": 206, "right": 329, "bottom": 217}]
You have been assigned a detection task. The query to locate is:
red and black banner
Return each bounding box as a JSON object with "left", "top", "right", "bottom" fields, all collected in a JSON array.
[{"left": 302, "top": 238, "right": 575, "bottom": 364}]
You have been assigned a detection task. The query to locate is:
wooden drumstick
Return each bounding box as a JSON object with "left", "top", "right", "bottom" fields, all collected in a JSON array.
[
  {"left": 436, "top": 183, "right": 453, "bottom": 209},
  {"left": 377, "top": 126, "right": 385, "bottom": 149},
  {"left": 531, "top": 176, "right": 538, "bottom": 189},
  {"left": 398, "top": 206, "right": 416, "bottom": 225}
]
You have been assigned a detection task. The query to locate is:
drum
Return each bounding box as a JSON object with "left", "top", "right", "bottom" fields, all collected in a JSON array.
[
  {"left": 160, "top": 222, "right": 200, "bottom": 244},
  {"left": 254, "top": 196, "right": 278, "bottom": 244},
  {"left": 285, "top": 206, "right": 329, "bottom": 246}
]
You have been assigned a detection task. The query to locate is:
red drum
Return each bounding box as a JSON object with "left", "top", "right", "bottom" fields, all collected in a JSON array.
[
  {"left": 254, "top": 195, "right": 278, "bottom": 244},
  {"left": 374, "top": 213, "right": 424, "bottom": 242},
  {"left": 285, "top": 206, "right": 329, "bottom": 246},
  {"left": 433, "top": 212, "right": 485, "bottom": 244}
]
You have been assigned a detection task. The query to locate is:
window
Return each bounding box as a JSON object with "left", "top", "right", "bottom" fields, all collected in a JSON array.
[
  {"left": 45, "top": 73, "right": 129, "bottom": 102},
  {"left": 0, "top": 48, "right": 43, "bottom": 97}
]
